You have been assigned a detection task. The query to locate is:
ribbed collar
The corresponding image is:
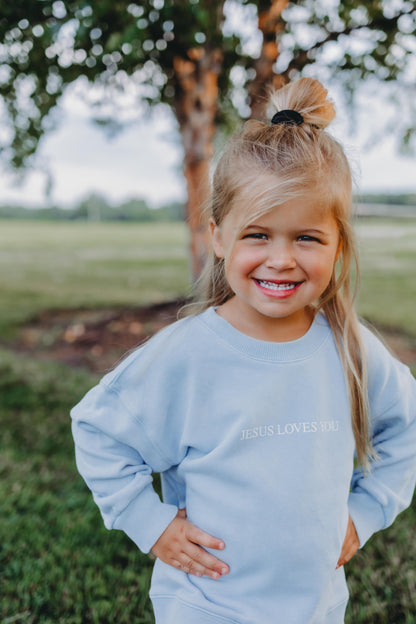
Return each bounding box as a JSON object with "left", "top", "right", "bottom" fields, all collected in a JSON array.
[{"left": 198, "top": 307, "right": 331, "bottom": 363}]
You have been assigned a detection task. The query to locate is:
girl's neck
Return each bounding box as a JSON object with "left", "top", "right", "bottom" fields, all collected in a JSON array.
[{"left": 215, "top": 299, "right": 315, "bottom": 343}]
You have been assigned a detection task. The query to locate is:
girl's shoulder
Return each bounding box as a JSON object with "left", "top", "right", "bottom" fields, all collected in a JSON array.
[
  {"left": 101, "top": 309, "right": 212, "bottom": 388},
  {"left": 359, "top": 321, "right": 416, "bottom": 406},
  {"left": 359, "top": 321, "right": 407, "bottom": 370}
]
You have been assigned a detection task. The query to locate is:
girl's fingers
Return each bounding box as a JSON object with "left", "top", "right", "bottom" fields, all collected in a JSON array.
[
  {"left": 172, "top": 556, "right": 205, "bottom": 578},
  {"left": 188, "top": 524, "right": 225, "bottom": 551},
  {"left": 184, "top": 523, "right": 229, "bottom": 578},
  {"left": 187, "top": 541, "right": 229, "bottom": 577},
  {"left": 173, "top": 554, "right": 221, "bottom": 579},
  {"left": 175, "top": 546, "right": 229, "bottom": 579},
  {"left": 336, "top": 516, "right": 359, "bottom": 568},
  {"left": 151, "top": 513, "right": 229, "bottom": 580}
]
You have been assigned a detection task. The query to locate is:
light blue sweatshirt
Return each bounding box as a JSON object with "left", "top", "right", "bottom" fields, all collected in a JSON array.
[{"left": 71, "top": 308, "right": 416, "bottom": 624}]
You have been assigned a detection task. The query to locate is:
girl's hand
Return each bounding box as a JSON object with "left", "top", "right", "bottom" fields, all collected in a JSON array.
[
  {"left": 151, "top": 508, "right": 229, "bottom": 580},
  {"left": 336, "top": 515, "right": 359, "bottom": 569}
]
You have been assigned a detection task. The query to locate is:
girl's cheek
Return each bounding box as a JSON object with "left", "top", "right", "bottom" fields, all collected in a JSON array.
[{"left": 232, "top": 249, "right": 264, "bottom": 267}]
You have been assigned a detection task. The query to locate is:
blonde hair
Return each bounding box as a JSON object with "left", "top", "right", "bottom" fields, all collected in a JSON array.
[{"left": 186, "top": 77, "right": 374, "bottom": 469}]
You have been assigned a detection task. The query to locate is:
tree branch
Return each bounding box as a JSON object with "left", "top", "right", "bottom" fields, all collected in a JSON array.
[{"left": 280, "top": 7, "right": 415, "bottom": 78}]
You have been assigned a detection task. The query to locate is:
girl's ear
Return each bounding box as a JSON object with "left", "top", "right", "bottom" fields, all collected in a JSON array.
[{"left": 209, "top": 218, "right": 225, "bottom": 259}]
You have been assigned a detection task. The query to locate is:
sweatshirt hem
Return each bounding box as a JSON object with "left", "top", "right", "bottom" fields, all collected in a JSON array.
[
  {"left": 325, "top": 598, "right": 348, "bottom": 624},
  {"left": 151, "top": 594, "right": 243, "bottom": 624},
  {"left": 151, "top": 594, "right": 348, "bottom": 624},
  {"left": 327, "top": 596, "right": 349, "bottom": 614}
]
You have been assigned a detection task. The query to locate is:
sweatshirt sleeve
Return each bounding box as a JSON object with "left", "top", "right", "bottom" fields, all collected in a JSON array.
[
  {"left": 71, "top": 381, "right": 179, "bottom": 553},
  {"left": 71, "top": 320, "right": 197, "bottom": 552},
  {"left": 348, "top": 328, "right": 416, "bottom": 548}
]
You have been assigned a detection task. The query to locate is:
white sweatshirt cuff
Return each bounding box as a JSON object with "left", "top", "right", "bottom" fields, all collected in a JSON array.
[
  {"left": 348, "top": 490, "right": 386, "bottom": 548},
  {"left": 112, "top": 483, "right": 178, "bottom": 553}
]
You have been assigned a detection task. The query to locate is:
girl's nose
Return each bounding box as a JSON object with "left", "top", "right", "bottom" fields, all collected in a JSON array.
[{"left": 265, "top": 243, "right": 296, "bottom": 270}]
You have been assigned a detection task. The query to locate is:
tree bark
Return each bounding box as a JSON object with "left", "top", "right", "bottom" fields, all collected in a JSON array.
[
  {"left": 249, "top": 0, "right": 289, "bottom": 121},
  {"left": 173, "top": 47, "right": 223, "bottom": 280}
]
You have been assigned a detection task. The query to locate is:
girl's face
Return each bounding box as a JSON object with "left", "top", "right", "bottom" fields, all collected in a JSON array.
[{"left": 210, "top": 191, "right": 342, "bottom": 342}]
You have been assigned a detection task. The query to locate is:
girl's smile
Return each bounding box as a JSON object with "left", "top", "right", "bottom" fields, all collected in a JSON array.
[
  {"left": 210, "top": 191, "right": 342, "bottom": 342},
  {"left": 253, "top": 278, "right": 303, "bottom": 297}
]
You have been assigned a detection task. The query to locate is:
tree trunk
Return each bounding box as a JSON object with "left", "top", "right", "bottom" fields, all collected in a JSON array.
[
  {"left": 173, "top": 47, "right": 223, "bottom": 281},
  {"left": 249, "top": 0, "right": 289, "bottom": 120},
  {"left": 172, "top": 2, "right": 288, "bottom": 280}
]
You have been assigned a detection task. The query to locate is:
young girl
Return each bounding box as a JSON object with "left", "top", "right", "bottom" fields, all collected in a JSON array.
[{"left": 71, "top": 78, "right": 416, "bottom": 624}]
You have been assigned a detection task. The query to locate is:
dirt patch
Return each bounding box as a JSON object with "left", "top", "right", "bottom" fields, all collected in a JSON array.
[
  {"left": 13, "top": 300, "right": 186, "bottom": 374},
  {"left": 10, "top": 301, "right": 416, "bottom": 373},
  {"left": 368, "top": 324, "right": 416, "bottom": 369}
]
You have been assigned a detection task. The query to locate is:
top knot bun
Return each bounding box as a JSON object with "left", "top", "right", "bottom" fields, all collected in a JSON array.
[{"left": 269, "top": 77, "right": 336, "bottom": 129}]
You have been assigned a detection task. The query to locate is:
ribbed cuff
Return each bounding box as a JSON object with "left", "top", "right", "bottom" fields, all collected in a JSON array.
[
  {"left": 113, "top": 482, "right": 178, "bottom": 553},
  {"left": 348, "top": 491, "right": 385, "bottom": 548}
]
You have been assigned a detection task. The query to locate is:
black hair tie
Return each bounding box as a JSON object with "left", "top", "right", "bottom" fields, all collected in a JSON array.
[{"left": 271, "top": 109, "right": 304, "bottom": 126}]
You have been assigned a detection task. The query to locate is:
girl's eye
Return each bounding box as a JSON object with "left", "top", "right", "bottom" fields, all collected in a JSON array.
[
  {"left": 243, "top": 232, "right": 268, "bottom": 240},
  {"left": 298, "top": 234, "right": 320, "bottom": 243}
]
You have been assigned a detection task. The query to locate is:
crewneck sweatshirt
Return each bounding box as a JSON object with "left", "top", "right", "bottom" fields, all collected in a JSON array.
[{"left": 71, "top": 308, "right": 416, "bottom": 624}]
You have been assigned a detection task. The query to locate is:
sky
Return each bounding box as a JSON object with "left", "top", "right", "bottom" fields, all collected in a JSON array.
[{"left": 1, "top": 81, "right": 416, "bottom": 209}]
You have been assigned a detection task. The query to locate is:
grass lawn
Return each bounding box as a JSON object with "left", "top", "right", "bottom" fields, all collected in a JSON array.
[
  {"left": 356, "top": 218, "right": 416, "bottom": 335},
  {"left": 0, "top": 350, "right": 155, "bottom": 624},
  {"left": 0, "top": 220, "right": 190, "bottom": 338},
  {"left": 1, "top": 218, "right": 416, "bottom": 623}
]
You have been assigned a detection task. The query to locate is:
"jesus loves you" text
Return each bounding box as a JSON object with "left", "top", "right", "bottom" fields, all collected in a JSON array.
[{"left": 240, "top": 420, "right": 339, "bottom": 441}]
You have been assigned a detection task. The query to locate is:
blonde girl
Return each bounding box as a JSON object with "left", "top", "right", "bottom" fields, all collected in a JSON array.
[{"left": 71, "top": 78, "right": 416, "bottom": 624}]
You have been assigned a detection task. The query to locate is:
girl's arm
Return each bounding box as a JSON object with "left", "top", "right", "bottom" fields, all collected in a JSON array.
[
  {"left": 348, "top": 330, "right": 416, "bottom": 548},
  {"left": 71, "top": 382, "right": 228, "bottom": 578}
]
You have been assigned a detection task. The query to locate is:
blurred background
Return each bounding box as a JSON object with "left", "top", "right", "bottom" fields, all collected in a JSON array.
[{"left": 1, "top": 1, "right": 416, "bottom": 623}]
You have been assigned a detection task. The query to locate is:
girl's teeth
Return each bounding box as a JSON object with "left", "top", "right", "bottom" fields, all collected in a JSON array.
[{"left": 258, "top": 280, "right": 297, "bottom": 291}]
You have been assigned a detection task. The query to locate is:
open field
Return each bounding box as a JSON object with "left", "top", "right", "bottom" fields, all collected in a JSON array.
[
  {"left": 356, "top": 218, "right": 416, "bottom": 335},
  {"left": 1, "top": 217, "right": 416, "bottom": 623}
]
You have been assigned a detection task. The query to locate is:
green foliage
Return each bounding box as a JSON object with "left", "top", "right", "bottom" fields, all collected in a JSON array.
[
  {"left": 2, "top": 193, "right": 416, "bottom": 222},
  {"left": 0, "top": 195, "right": 184, "bottom": 222},
  {"left": 0, "top": 0, "right": 240, "bottom": 168},
  {"left": 1, "top": 0, "right": 415, "bottom": 169},
  {"left": 358, "top": 193, "right": 416, "bottom": 207},
  {"left": 345, "top": 521, "right": 416, "bottom": 623}
]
